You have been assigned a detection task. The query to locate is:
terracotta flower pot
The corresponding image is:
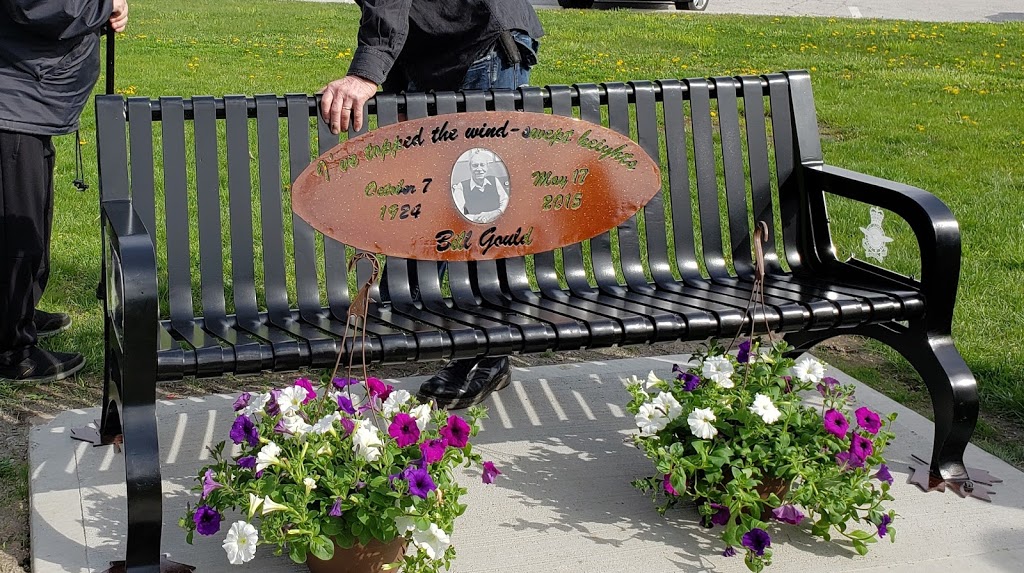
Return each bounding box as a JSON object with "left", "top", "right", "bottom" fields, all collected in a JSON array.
[
  {"left": 757, "top": 477, "right": 790, "bottom": 503},
  {"left": 305, "top": 537, "right": 408, "bottom": 573}
]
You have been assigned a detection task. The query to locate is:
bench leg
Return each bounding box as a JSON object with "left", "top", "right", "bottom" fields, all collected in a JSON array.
[{"left": 783, "top": 325, "right": 997, "bottom": 499}]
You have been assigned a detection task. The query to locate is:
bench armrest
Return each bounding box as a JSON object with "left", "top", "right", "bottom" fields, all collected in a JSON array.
[
  {"left": 805, "top": 164, "right": 961, "bottom": 332},
  {"left": 102, "top": 200, "right": 159, "bottom": 396}
]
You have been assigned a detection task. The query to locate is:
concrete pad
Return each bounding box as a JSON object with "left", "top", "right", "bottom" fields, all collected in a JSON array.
[{"left": 30, "top": 355, "right": 1024, "bottom": 572}]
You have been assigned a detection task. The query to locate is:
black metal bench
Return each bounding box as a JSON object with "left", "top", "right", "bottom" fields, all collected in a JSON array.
[{"left": 88, "top": 71, "right": 979, "bottom": 571}]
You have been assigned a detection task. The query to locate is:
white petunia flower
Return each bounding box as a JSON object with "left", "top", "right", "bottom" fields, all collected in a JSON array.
[
  {"left": 653, "top": 391, "right": 683, "bottom": 420},
  {"left": 749, "top": 393, "right": 782, "bottom": 424},
  {"left": 410, "top": 404, "right": 432, "bottom": 431},
  {"left": 261, "top": 496, "right": 290, "bottom": 515},
  {"left": 315, "top": 444, "right": 333, "bottom": 457},
  {"left": 635, "top": 402, "right": 669, "bottom": 436},
  {"left": 281, "top": 415, "right": 313, "bottom": 437},
  {"left": 382, "top": 389, "right": 412, "bottom": 417},
  {"left": 276, "top": 386, "right": 308, "bottom": 416},
  {"left": 701, "top": 356, "right": 735, "bottom": 388},
  {"left": 687, "top": 407, "right": 718, "bottom": 440},
  {"left": 240, "top": 392, "right": 270, "bottom": 417},
  {"left": 352, "top": 424, "right": 383, "bottom": 462},
  {"left": 303, "top": 477, "right": 317, "bottom": 492},
  {"left": 222, "top": 520, "right": 258, "bottom": 565},
  {"left": 247, "top": 493, "right": 263, "bottom": 519},
  {"left": 412, "top": 523, "right": 451, "bottom": 560},
  {"left": 646, "top": 370, "right": 662, "bottom": 389},
  {"left": 792, "top": 358, "right": 826, "bottom": 383},
  {"left": 311, "top": 412, "right": 340, "bottom": 435},
  {"left": 255, "top": 442, "right": 281, "bottom": 472}
]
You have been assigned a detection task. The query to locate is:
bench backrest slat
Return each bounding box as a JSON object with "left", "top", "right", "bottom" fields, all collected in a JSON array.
[
  {"left": 224, "top": 95, "right": 260, "bottom": 321},
  {"left": 574, "top": 84, "right": 617, "bottom": 290},
  {"left": 286, "top": 95, "right": 322, "bottom": 319},
  {"left": 255, "top": 95, "right": 291, "bottom": 320},
  {"left": 714, "top": 77, "right": 753, "bottom": 277},
  {"left": 160, "top": 97, "right": 196, "bottom": 330},
  {"left": 193, "top": 96, "right": 228, "bottom": 322},
  {"left": 127, "top": 98, "right": 157, "bottom": 236},
  {"left": 741, "top": 77, "right": 780, "bottom": 273},
  {"left": 99, "top": 75, "right": 813, "bottom": 330},
  {"left": 634, "top": 80, "right": 673, "bottom": 285},
  {"left": 315, "top": 116, "right": 349, "bottom": 319},
  {"left": 548, "top": 85, "right": 590, "bottom": 293},
  {"left": 659, "top": 80, "right": 700, "bottom": 282},
  {"left": 606, "top": 82, "right": 648, "bottom": 290},
  {"left": 766, "top": 73, "right": 802, "bottom": 272},
  {"left": 687, "top": 79, "right": 728, "bottom": 280}
]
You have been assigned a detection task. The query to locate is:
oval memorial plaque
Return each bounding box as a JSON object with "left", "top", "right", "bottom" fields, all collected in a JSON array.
[{"left": 292, "top": 111, "right": 661, "bottom": 261}]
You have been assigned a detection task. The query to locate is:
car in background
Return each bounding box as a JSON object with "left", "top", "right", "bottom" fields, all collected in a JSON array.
[{"left": 557, "top": 0, "right": 708, "bottom": 11}]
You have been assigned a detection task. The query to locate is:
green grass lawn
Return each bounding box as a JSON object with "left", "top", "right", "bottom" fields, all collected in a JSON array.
[{"left": 25, "top": 1, "right": 1024, "bottom": 453}]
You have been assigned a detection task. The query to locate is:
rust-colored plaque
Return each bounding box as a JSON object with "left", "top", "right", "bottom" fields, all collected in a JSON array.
[{"left": 292, "top": 111, "right": 661, "bottom": 261}]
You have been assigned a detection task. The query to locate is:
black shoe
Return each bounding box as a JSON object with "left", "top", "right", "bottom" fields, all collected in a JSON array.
[
  {"left": 34, "top": 310, "right": 72, "bottom": 338},
  {"left": 0, "top": 346, "right": 85, "bottom": 383},
  {"left": 417, "top": 356, "right": 511, "bottom": 410}
]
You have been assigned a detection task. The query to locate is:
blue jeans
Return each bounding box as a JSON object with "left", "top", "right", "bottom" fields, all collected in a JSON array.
[
  {"left": 459, "top": 30, "right": 539, "bottom": 90},
  {"left": 405, "top": 30, "right": 539, "bottom": 92}
]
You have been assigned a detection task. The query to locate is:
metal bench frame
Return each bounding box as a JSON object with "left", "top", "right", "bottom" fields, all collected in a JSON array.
[{"left": 89, "top": 71, "right": 978, "bottom": 571}]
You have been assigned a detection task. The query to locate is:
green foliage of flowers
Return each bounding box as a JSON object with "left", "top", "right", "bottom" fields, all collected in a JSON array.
[
  {"left": 179, "top": 376, "right": 497, "bottom": 572},
  {"left": 626, "top": 339, "right": 897, "bottom": 571}
]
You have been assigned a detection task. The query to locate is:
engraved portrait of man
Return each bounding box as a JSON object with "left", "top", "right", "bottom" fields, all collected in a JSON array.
[{"left": 451, "top": 148, "right": 510, "bottom": 224}]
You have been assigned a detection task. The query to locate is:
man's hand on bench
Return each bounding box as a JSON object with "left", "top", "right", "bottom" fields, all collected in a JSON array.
[{"left": 319, "top": 75, "right": 378, "bottom": 134}]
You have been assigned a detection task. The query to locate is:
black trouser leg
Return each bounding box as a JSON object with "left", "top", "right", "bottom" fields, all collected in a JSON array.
[{"left": 0, "top": 130, "right": 54, "bottom": 366}]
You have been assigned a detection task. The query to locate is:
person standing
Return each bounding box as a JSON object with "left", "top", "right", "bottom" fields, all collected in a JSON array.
[
  {"left": 0, "top": 0, "right": 129, "bottom": 382},
  {"left": 319, "top": 0, "right": 542, "bottom": 409}
]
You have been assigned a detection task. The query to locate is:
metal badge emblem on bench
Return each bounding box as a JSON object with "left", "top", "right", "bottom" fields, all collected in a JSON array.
[{"left": 291, "top": 111, "right": 661, "bottom": 261}]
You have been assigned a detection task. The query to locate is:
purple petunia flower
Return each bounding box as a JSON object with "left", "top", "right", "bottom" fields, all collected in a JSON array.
[
  {"left": 816, "top": 376, "right": 839, "bottom": 397},
  {"left": 236, "top": 456, "right": 256, "bottom": 470},
  {"left": 366, "top": 377, "right": 393, "bottom": 400},
  {"left": 294, "top": 378, "right": 317, "bottom": 404},
  {"left": 329, "top": 497, "right": 343, "bottom": 517},
  {"left": 855, "top": 406, "right": 882, "bottom": 435},
  {"left": 201, "top": 469, "right": 222, "bottom": 499},
  {"left": 782, "top": 375, "right": 794, "bottom": 394},
  {"left": 875, "top": 463, "right": 894, "bottom": 485},
  {"left": 482, "top": 461, "right": 501, "bottom": 484},
  {"left": 722, "top": 546, "right": 736, "bottom": 557},
  {"left": 404, "top": 467, "right": 437, "bottom": 499},
  {"left": 337, "top": 395, "right": 356, "bottom": 415},
  {"left": 232, "top": 392, "right": 251, "bottom": 412},
  {"left": 681, "top": 373, "right": 701, "bottom": 392},
  {"left": 340, "top": 417, "right": 355, "bottom": 437},
  {"left": 388, "top": 413, "right": 421, "bottom": 448},
  {"left": 737, "top": 339, "right": 751, "bottom": 363},
  {"left": 193, "top": 505, "right": 222, "bottom": 536},
  {"left": 823, "top": 409, "right": 849, "bottom": 439},
  {"left": 440, "top": 415, "right": 471, "bottom": 448},
  {"left": 333, "top": 376, "right": 358, "bottom": 390},
  {"left": 850, "top": 433, "right": 874, "bottom": 461},
  {"left": 876, "top": 514, "right": 892, "bottom": 538},
  {"left": 741, "top": 528, "right": 772, "bottom": 556},
  {"left": 420, "top": 438, "right": 447, "bottom": 464},
  {"left": 663, "top": 474, "right": 679, "bottom": 496},
  {"left": 709, "top": 503, "right": 731, "bottom": 526},
  {"left": 229, "top": 415, "right": 259, "bottom": 447},
  {"left": 273, "top": 418, "right": 292, "bottom": 436},
  {"left": 771, "top": 504, "right": 805, "bottom": 525},
  {"left": 264, "top": 389, "right": 282, "bottom": 416},
  {"left": 836, "top": 451, "right": 864, "bottom": 469}
]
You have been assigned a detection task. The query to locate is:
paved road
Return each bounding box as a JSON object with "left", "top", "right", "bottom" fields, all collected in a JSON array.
[{"left": 531, "top": 0, "right": 1024, "bottom": 23}]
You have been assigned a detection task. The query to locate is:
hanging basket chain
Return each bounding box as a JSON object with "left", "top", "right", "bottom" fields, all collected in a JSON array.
[{"left": 727, "top": 220, "right": 775, "bottom": 355}]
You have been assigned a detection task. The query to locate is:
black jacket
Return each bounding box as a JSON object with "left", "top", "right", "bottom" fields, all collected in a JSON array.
[
  {"left": 0, "top": 0, "right": 113, "bottom": 135},
  {"left": 349, "top": 0, "right": 543, "bottom": 92}
]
